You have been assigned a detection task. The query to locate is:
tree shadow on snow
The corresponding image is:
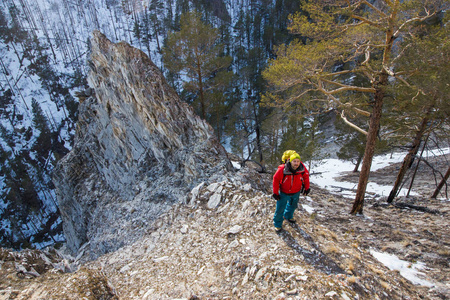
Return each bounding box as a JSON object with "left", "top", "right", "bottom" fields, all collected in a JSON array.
[{"left": 277, "top": 223, "right": 344, "bottom": 275}]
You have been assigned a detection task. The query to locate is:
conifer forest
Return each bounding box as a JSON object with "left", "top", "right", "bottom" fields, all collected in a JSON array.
[{"left": 0, "top": 0, "right": 449, "bottom": 249}]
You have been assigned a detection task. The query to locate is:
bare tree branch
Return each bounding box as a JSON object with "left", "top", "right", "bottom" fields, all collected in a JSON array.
[
  {"left": 341, "top": 110, "right": 368, "bottom": 135},
  {"left": 351, "top": 15, "right": 383, "bottom": 28},
  {"left": 320, "top": 78, "right": 376, "bottom": 94},
  {"left": 382, "top": 66, "right": 412, "bottom": 87},
  {"left": 352, "top": 106, "right": 371, "bottom": 117},
  {"left": 320, "top": 70, "right": 353, "bottom": 77},
  {"left": 394, "top": 12, "right": 439, "bottom": 37}
]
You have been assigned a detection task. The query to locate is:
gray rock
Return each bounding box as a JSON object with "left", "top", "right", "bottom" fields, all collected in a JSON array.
[
  {"left": 190, "top": 182, "right": 205, "bottom": 205},
  {"left": 228, "top": 225, "right": 243, "bottom": 234},
  {"left": 207, "top": 193, "right": 222, "bottom": 209},
  {"left": 53, "top": 31, "right": 232, "bottom": 258}
]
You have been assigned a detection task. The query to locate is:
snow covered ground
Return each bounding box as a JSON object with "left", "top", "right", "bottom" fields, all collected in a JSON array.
[
  {"left": 370, "top": 249, "right": 434, "bottom": 287},
  {"left": 310, "top": 147, "right": 450, "bottom": 200}
]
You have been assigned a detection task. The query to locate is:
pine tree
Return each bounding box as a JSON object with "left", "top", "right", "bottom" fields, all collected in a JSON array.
[
  {"left": 263, "top": 0, "right": 448, "bottom": 214},
  {"left": 385, "top": 16, "right": 450, "bottom": 202},
  {"left": 162, "top": 10, "right": 232, "bottom": 121},
  {"left": 31, "top": 99, "right": 52, "bottom": 167}
]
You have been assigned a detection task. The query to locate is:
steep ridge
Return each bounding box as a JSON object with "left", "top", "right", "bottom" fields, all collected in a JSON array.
[{"left": 52, "top": 31, "right": 232, "bottom": 258}]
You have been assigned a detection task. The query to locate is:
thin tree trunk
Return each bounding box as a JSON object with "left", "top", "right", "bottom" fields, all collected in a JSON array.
[
  {"left": 407, "top": 132, "right": 430, "bottom": 197},
  {"left": 387, "top": 112, "right": 430, "bottom": 203},
  {"left": 431, "top": 166, "right": 450, "bottom": 199},
  {"left": 353, "top": 155, "right": 363, "bottom": 172},
  {"left": 252, "top": 98, "right": 264, "bottom": 166},
  {"left": 0, "top": 58, "right": 29, "bottom": 110},
  {"left": 351, "top": 74, "right": 386, "bottom": 215},
  {"left": 197, "top": 60, "right": 205, "bottom": 119},
  {"left": 350, "top": 6, "right": 399, "bottom": 214}
]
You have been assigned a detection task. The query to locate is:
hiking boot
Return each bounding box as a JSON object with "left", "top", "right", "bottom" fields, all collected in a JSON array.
[
  {"left": 284, "top": 217, "right": 296, "bottom": 224},
  {"left": 274, "top": 227, "right": 282, "bottom": 232}
]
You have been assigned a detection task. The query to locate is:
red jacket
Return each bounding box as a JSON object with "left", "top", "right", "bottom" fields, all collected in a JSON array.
[{"left": 273, "top": 162, "right": 310, "bottom": 195}]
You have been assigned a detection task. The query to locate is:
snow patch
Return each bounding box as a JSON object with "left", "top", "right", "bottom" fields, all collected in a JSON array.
[
  {"left": 310, "top": 147, "right": 450, "bottom": 200},
  {"left": 370, "top": 249, "right": 434, "bottom": 287},
  {"left": 231, "top": 161, "right": 241, "bottom": 169},
  {"left": 302, "top": 204, "right": 315, "bottom": 214}
]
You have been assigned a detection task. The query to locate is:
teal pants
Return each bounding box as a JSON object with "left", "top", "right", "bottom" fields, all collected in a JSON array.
[{"left": 273, "top": 191, "right": 300, "bottom": 228}]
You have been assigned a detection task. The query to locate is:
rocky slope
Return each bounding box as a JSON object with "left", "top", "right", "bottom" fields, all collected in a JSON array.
[
  {"left": 52, "top": 31, "right": 232, "bottom": 259},
  {"left": 1, "top": 161, "right": 448, "bottom": 299}
]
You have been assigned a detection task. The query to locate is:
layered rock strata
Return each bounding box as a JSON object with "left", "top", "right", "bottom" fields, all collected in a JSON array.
[{"left": 53, "top": 30, "right": 232, "bottom": 258}]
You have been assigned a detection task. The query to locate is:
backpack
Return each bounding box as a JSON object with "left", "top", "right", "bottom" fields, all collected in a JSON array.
[{"left": 281, "top": 150, "right": 297, "bottom": 163}]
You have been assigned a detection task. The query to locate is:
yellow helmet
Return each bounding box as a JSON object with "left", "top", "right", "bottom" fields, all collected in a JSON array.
[{"left": 281, "top": 150, "right": 297, "bottom": 163}]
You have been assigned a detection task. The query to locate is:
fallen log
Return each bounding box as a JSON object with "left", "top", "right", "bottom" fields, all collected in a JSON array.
[{"left": 372, "top": 202, "right": 440, "bottom": 214}]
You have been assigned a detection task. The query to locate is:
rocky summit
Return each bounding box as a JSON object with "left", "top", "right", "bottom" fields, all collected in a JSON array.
[{"left": 52, "top": 30, "right": 232, "bottom": 259}]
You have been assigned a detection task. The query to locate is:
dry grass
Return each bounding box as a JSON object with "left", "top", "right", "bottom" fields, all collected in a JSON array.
[
  {"left": 367, "top": 264, "right": 385, "bottom": 276},
  {"left": 347, "top": 276, "right": 358, "bottom": 284},
  {"left": 402, "top": 240, "right": 413, "bottom": 248},
  {"left": 380, "top": 280, "right": 391, "bottom": 290},
  {"left": 317, "top": 229, "right": 338, "bottom": 241},
  {"left": 323, "top": 244, "right": 340, "bottom": 255},
  {"left": 437, "top": 248, "right": 450, "bottom": 257},
  {"left": 347, "top": 260, "right": 355, "bottom": 273}
]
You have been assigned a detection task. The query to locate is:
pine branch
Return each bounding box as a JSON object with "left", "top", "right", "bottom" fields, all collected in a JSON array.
[
  {"left": 394, "top": 12, "right": 439, "bottom": 38},
  {"left": 351, "top": 15, "right": 383, "bottom": 28},
  {"left": 340, "top": 110, "right": 368, "bottom": 136},
  {"left": 319, "top": 78, "right": 376, "bottom": 94}
]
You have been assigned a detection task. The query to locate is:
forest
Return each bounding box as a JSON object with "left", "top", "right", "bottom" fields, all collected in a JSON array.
[{"left": 0, "top": 0, "right": 448, "bottom": 249}]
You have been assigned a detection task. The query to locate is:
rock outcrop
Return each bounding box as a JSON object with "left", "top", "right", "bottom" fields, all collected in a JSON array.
[{"left": 53, "top": 31, "right": 232, "bottom": 258}]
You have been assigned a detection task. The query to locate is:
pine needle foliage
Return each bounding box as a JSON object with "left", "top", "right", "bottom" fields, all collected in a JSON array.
[
  {"left": 162, "top": 10, "right": 232, "bottom": 121},
  {"left": 262, "top": 0, "right": 449, "bottom": 213}
]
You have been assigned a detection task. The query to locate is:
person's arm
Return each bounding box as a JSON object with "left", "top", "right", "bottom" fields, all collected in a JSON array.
[
  {"left": 302, "top": 163, "right": 310, "bottom": 193},
  {"left": 272, "top": 167, "right": 283, "bottom": 195}
]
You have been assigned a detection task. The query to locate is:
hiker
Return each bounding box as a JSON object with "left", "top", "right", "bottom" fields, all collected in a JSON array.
[{"left": 272, "top": 152, "right": 310, "bottom": 232}]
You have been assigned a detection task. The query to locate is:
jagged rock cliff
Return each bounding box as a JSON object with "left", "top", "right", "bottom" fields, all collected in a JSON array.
[{"left": 53, "top": 31, "right": 232, "bottom": 258}]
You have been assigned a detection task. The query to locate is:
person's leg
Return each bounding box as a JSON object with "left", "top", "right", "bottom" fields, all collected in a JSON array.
[
  {"left": 283, "top": 192, "right": 300, "bottom": 220},
  {"left": 273, "top": 192, "right": 288, "bottom": 228}
]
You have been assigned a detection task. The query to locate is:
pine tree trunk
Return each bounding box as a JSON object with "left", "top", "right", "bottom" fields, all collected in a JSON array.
[
  {"left": 431, "top": 166, "right": 450, "bottom": 199},
  {"left": 350, "top": 75, "right": 386, "bottom": 214},
  {"left": 252, "top": 100, "right": 264, "bottom": 167},
  {"left": 154, "top": 26, "right": 161, "bottom": 53},
  {"left": 196, "top": 60, "right": 205, "bottom": 119},
  {"left": 407, "top": 133, "right": 429, "bottom": 197},
  {"left": 387, "top": 113, "right": 430, "bottom": 203},
  {"left": 353, "top": 155, "right": 362, "bottom": 172}
]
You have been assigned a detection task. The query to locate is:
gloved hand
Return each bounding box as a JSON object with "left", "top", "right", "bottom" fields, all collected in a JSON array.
[
  {"left": 272, "top": 194, "right": 280, "bottom": 201},
  {"left": 302, "top": 188, "right": 310, "bottom": 196}
]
